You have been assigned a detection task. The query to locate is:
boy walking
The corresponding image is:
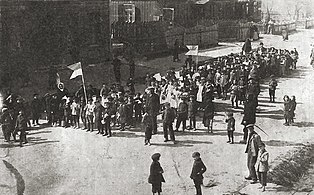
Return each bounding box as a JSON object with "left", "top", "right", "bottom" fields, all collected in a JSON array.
[{"left": 190, "top": 152, "right": 207, "bottom": 195}]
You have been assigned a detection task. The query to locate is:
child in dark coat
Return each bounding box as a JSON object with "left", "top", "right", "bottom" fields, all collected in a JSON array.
[
  {"left": 148, "top": 153, "right": 165, "bottom": 195},
  {"left": 14, "top": 110, "right": 28, "bottom": 147},
  {"left": 162, "top": 102, "right": 176, "bottom": 143},
  {"left": 225, "top": 112, "right": 235, "bottom": 144},
  {"left": 190, "top": 152, "right": 207, "bottom": 195},
  {"left": 188, "top": 96, "right": 197, "bottom": 130},
  {"left": 143, "top": 111, "right": 153, "bottom": 146}
]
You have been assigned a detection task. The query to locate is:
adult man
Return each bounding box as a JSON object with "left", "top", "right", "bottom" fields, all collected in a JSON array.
[
  {"left": 241, "top": 95, "right": 256, "bottom": 143},
  {"left": 0, "top": 108, "right": 13, "bottom": 142},
  {"left": 245, "top": 124, "right": 262, "bottom": 184},
  {"left": 145, "top": 87, "right": 160, "bottom": 134},
  {"left": 268, "top": 76, "right": 278, "bottom": 102},
  {"left": 162, "top": 102, "right": 176, "bottom": 143}
]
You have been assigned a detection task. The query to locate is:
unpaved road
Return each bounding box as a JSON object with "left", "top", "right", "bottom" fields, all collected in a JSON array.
[{"left": 1, "top": 29, "right": 314, "bottom": 195}]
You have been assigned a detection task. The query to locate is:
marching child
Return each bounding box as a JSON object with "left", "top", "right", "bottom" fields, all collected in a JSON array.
[
  {"left": 257, "top": 142, "right": 269, "bottom": 192},
  {"left": 225, "top": 112, "right": 235, "bottom": 144}
]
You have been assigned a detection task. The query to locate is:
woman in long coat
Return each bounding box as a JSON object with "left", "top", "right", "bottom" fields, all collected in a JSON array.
[{"left": 148, "top": 153, "right": 165, "bottom": 195}]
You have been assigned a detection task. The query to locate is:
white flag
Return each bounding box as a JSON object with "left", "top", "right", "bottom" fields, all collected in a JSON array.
[
  {"left": 153, "top": 73, "right": 162, "bottom": 81},
  {"left": 185, "top": 45, "right": 199, "bottom": 56},
  {"left": 68, "top": 62, "right": 83, "bottom": 79}
]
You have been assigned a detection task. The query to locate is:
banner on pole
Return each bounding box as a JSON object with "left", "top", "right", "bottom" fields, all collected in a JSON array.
[
  {"left": 185, "top": 45, "right": 199, "bottom": 56},
  {"left": 68, "top": 62, "right": 83, "bottom": 79}
]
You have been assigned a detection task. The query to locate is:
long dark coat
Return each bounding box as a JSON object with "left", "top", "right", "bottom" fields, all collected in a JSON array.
[
  {"left": 148, "top": 161, "right": 165, "bottom": 184},
  {"left": 145, "top": 93, "right": 160, "bottom": 116},
  {"left": 190, "top": 158, "right": 207, "bottom": 181},
  {"left": 242, "top": 100, "right": 256, "bottom": 125}
]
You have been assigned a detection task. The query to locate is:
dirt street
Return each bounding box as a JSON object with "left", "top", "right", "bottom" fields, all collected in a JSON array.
[{"left": 1, "top": 29, "right": 314, "bottom": 195}]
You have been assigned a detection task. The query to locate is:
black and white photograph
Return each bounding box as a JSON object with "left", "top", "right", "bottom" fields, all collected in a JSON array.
[{"left": 0, "top": 0, "right": 314, "bottom": 194}]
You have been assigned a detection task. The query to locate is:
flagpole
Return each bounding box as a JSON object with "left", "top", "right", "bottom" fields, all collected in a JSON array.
[
  {"left": 196, "top": 46, "right": 199, "bottom": 70},
  {"left": 80, "top": 63, "right": 88, "bottom": 105}
]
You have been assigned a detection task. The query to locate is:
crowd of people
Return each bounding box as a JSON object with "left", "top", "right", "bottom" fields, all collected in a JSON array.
[
  {"left": 0, "top": 41, "right": 300, "bottom": 194},
  {"left": 0, "top": 42, "right": 299, "bottom": 146}
]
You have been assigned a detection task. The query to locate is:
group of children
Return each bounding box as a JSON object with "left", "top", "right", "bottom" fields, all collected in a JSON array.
[
  {"left": 148, "top": 152, "right": 207, "bottom": 195},
  {"left": 148, "top": 146, "right": 270, "bottom": 194}
]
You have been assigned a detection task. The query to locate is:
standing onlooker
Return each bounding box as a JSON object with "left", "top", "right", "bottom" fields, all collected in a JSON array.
[
  {"left": 143, "top": 111, "right": 152, "bottom": 146},
  {"left": 290, "top": 96, "right": 297, "bottom": 124},
  {"left": 162, "top": 102, "right": 176, "bottom": 143},
  {"left": 242, "top": 38, "right": 252, "bottom": 54},
  {"left": 241, "top": 95, "right": 256, "bottom": 144},
  {"left": 148, "top": 153, "right": 165, "bottom": 195},
  {"left": 85, "top": 99, "right": 95, "bottom": 132},
  {"left": 203, "top": 100, "right": 214, "bottom": 133},
  {"left": 14, "top": 110, "right": 28, "bottom": 147},
  {"left": 188, "top": 96, "right": 197, "bottom": 130},
  {"left": 283, "top": 95, "right": 292, "bottom": 126},
  {"left": 257, "top": 142, "right": 269, "bottom": 192},
  {"left": 71, "top": 98, "right": 80, "bottom": 128},
  {"left": 0, "top": 108, "right": 13, "bottom": 142},
  {"left": 229, "top": 80, "right": 239, "bottom": 108},
  {"left": 245, "top": 124, "right": 262, "bottom": 184},
  {"left": 134, "top": 93, "right": 143, "bottom": 125},
  {"left": 145, "top": 87, "right": 160, "bottom": 134},
  {"left": 80, "top": 98, "right": 87, "bottom": 130},
  {"left": 225, "top": 112, "right": 235, "bottom": 144},
  {"left": 175, "top": 97, "right": 188, "bottom": 132},
  {"left": 190, "top": 152, "right": 207, "bottom": 195},
  {"left": 31, "top": 93, "right": 41, "bottom": 126},
  {"left": 95, "top": 98, "right": 104, "bottom": 135},
  {"left": 118, "top": 99, "right": 127, "bottom": 131},
  {"left": 102, "top": 102, "right": 112, "bottom": 137},
  {"left": 268, "top": 76, "right": 278, "bottom": 103}
]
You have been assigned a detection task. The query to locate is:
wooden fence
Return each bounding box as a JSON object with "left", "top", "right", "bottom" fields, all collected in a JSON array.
[
  {"left": 273, "top": 22, "right": 296, "bottom": 35},
  {"left": 112, "top": 21, "right": 218, "bottom": 55},
  {"left": 111, "top": 21, "right": 168, "bottom": 54},
  {"left": 165, "top": 25, "right": 218, "bottom": 49},
  {"left": 217, "top": 21, "right": 251, "bottom": 41},
  {"left": 296, "top": 18, "right": 314, "bottom": 29}
]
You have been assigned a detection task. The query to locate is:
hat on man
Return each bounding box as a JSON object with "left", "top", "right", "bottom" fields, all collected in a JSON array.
[
  {"left": 151, "top": 153, "right": 161, "bottom": 161},
  {"left": 2, "top": 107, "right": 8, "bottom": 112}
]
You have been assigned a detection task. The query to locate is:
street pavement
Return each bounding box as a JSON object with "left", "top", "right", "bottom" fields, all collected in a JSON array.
[{"left": 1, "top": 29, "right": 314, "bottom": 195}]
